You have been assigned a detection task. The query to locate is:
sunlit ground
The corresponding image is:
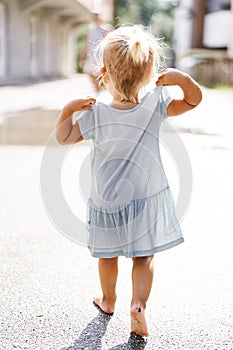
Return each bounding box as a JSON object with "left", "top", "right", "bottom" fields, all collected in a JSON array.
[{"left": 0, "top": 76, "right": 233, "bottom": 349}]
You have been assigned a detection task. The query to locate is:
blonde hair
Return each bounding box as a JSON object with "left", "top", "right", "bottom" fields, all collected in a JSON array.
[{"left": 96, "top": 25, "right": 165, "bottom": 103}]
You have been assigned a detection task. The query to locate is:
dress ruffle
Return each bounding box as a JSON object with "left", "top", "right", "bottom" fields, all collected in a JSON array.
[{"left": 86, "top": 187, "right": 184, "bottom": 258}]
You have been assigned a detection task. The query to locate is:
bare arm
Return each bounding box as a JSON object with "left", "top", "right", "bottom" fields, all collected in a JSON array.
[
  {"left": 56, "top": 97, "right": 96, "bottom": 145},
  {"left": 156, "top": 68, "right": 202, "bottom": 116}
]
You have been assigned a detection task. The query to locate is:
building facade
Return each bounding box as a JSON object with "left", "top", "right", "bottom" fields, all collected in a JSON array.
[
  {"left": 173, "top": 0, "right": 233, "bottom": 84},
  {"left": 174, "top": 0, "right": 233, "bottom": 57},
  {"left": 0, "top": 0, "right": 113, "bottom": 84}
]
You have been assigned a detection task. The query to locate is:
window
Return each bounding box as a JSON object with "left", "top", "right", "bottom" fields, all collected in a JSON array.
[{"left": 206, "top": 0, "right": 231, "bottom": 13}]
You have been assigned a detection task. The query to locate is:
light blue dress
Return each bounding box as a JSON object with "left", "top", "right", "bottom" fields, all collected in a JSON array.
[{"left": 77, "top": 86, "right": 184, "bottom": 258}]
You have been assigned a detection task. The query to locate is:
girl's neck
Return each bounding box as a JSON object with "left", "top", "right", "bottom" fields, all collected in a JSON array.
[
  {"left": 107, "top": 84, "right": 140, "bottom": 109},
  {"left": 110, "top": 99, "right": 139, "bottom": 110},
  {"left": 110, "top": 89, "right": 140, "bottom": 109}
]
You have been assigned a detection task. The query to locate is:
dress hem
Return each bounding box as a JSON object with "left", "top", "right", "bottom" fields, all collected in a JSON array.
[{"left": 88, "top": 237, "right": 184, "bottom": 259}]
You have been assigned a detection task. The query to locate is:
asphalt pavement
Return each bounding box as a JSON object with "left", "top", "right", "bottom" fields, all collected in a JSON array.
[{"left": 0, "top": 75, "right": 233, "bottom": 349}]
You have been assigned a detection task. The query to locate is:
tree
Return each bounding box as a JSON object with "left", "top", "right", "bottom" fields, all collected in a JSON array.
[
  {"left": 138, "top": 0, "right": 157, "bottom": 26},
  {"left": 191, "top": 0, "right": 207, "bottom": 48},
  {"left": 113, "top": 0, "right": 130, "bottom": 27},
  {"left": 112, "top": 0, "right": 178, "bottom": 46}
]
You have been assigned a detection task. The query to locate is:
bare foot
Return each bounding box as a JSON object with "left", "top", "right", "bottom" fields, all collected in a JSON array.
[
  {"left": 93, "top": 296, "right": 115, "bottom": 315},
  {"left": 131, "top": 305, "right": 149, "bottom": 337}
]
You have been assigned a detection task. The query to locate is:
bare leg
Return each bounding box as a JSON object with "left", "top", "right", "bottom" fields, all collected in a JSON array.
[
  {"left": 94, "top": 257, "right": 118, "bottom": 314},
  {"left": 131, "top": 255, "right": 154, "bottom": 337}
]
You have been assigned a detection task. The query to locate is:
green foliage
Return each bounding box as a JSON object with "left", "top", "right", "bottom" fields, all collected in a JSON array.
[
  {"left": 151, "top": 12, "right": 174, "bottom": 46},
  {"left": 115, "top": 0, "right": 178, "bottom": 46},
  {"left": 75, "top": 0, "right": 179, "bottom": 72},
  {"left": 76, "top": 23, "right": 89, "bottom": 73},
  {"left": 138, "top": 0, "right": 156, "bottom": 26}
]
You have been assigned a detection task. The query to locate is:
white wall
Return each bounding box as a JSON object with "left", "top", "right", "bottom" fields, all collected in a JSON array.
[
  {"left": 174, "top": 0, "right": 233, "bottom": 57},
  {"left": 203, "top": 10, "right": 231, "bottom": 48},
  {"left": 227, "top": 0, "right": 233, "bottom": 58}
]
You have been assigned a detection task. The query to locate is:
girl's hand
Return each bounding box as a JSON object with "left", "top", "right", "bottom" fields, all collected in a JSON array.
[
  {"left": 65, "top": 97, "right": 96, "bottom": 114},
  {"left": 56, "top": 97, "right": 96, "bottom": 145},
  {"left": 156, "top": 68, "right": 187, "bottom": 87}
]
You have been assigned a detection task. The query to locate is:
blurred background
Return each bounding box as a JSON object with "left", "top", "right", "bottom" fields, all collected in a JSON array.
[
  {"left": 0, "top": 0, "right": 233, "bottom": 86},
  {"left": 0, "top": 0, "right": 233, "bottom": 144},
  {"left": 1, "top": 1, "right": 233, "bottom": 349}
]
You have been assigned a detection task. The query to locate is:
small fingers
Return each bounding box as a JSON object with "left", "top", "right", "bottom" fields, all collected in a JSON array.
[
  {"left": 85, "top": 97, "right": 96, "bottom": 104},
  {"left": 82, "top": 97, "right": 96, "bottom": 109},
  {"left": 156, "top": 71, "right": 167, "bottom": 82},
  {"left": 156, "top": 75, "right": 166, "bottom": 86}
]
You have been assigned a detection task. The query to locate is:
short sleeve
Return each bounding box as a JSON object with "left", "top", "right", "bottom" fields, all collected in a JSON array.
[
  {"left": 76, "top": 109, "right": 95, "bottom": 140},
  {"left": 159, "top": 86, "right": 173, "bottom": 121}
]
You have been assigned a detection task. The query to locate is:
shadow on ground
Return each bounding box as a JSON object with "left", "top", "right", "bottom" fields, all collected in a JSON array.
[
  {"left": 108, "top": 333, "right": 147, "bottom": 349},
  {"left": 60, "top": 312, "right": 147, "bottom": 350},
  {"left": 60, "top": 313, "right": 111, "bottom": 350}
]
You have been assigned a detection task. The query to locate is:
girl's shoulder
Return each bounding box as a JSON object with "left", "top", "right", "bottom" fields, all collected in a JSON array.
[
  {"left": 94, "top": 86, "right": 164, "bottom": 111},
  {"left": 140, "top": 85, "right": 165, "bottom": 110},
  {"left": 92, "top": 85, "right": 172, "bottom": 120},
  {"left": 140, "top": 85, "right": 173, "bottom": 121}
]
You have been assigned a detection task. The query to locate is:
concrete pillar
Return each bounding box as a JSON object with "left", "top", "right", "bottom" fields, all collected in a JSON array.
[
  {"left": 58, "top": 25, "right": 76, "bottom": 77},
  {"left": 66, "top": 29, "right": 76, "bottom": 76},
  {"left": 44, "top": 21, "right": 50, "bottom": 76},
  {"left": 0, "top": 3, "right": 6, "bottom": 79},
  {"left": 29, "top": 15, "right": 39, "bottom": 78},
  {"left": 173, "top": 0, "right": 193, "bottom": 57},
  {"left": 227, "top": 0, "right": 233, "bottom": 58}
]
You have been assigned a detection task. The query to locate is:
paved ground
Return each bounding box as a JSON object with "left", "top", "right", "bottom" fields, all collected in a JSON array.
[{"left": 0, "top": 76, "right": 233, "bottom": 349}]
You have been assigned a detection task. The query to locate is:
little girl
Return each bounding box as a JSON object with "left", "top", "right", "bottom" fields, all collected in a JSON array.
[{"left": 56, "top": 25, "right": 202, "bottom": 337}]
